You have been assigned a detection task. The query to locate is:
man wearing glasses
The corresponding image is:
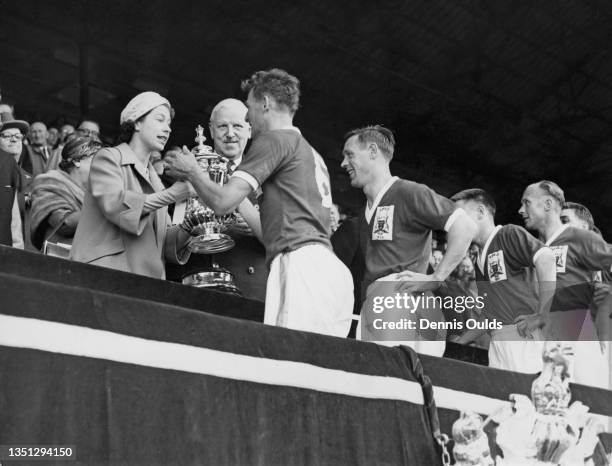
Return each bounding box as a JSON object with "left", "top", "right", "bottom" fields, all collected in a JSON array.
[
  {"left": 0, "top": 118, "right": 30, "bottom": 248},
  {"left": 76, "top": 120, "right": 101, "bottom": 142}
]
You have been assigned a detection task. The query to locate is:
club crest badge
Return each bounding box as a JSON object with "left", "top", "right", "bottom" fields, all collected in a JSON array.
[
  {"left": 487, "top": 250, "right": 507, "bottom": 282},
  {"left": 550, "top": 245, "right": 568, "bottom": 273},
  {"left": 372, "top": 206, "right": 394, "bottom": 240}
]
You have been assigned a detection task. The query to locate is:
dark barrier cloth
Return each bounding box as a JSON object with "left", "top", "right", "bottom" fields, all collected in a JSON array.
[
  {"left": 0, "top": 245, "right": 264, "bottom": 322},
  {"left": 0, "top": 273, "right": 442, "bottom": 465}
]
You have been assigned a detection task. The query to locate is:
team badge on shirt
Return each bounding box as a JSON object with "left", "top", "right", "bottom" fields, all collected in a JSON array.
[
  {"left": 487, "top": 250, "right": 507, "bottom": 283},
  {"left": 372, "top": 206, "right": 394, "bottom": 241},
  {"left": 550, "top": 245, "right": 568, "bottom": 273}
]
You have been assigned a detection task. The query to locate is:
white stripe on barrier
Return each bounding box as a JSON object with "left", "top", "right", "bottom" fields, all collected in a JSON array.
[
  {"left": 1, "top": 314, "right": 611, "bottom": 432},
  {"left": 0, "top": 314, "right": 423, "bottom": 404}
]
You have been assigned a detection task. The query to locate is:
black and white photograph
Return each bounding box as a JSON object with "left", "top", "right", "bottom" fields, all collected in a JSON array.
[{"left": 1, "top": 1, "right": 612, "bottom": 464}]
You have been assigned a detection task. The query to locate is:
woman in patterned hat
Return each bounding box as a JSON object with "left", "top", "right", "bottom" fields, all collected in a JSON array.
[{"left": 30, "top": 137, "right": 100, "bottom": 250}]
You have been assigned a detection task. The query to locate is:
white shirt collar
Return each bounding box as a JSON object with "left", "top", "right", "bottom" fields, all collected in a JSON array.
[
  {"left": 477, "top": 225, "right": 502, "bottom": 274},
  {"left": 229, "top": 155, "right": 242, "bottom": 171},
  {"left": 365, "top": 176, "right": 399, "bottom": 223},
  {"left": 545, "top": 224, "right": 569, "bottom": 246}
]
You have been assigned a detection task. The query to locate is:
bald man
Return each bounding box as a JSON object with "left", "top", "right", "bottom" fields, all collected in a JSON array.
[
  {"left": 167, "top": 98, "right": 267, "bottom": 300},
  {"left": 209, "top": 98, "right": 251, "bottom": 169},
  {"left": 519, "top": 180, "right": 612, "bottom": 387}
]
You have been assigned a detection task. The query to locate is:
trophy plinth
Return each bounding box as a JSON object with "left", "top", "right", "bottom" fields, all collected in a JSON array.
[
  {"left": 181, "top": 264, "right": 242, "bottom": 296},
  {"left": 183, "top": 125, "right": 236, "bottom": 254}
]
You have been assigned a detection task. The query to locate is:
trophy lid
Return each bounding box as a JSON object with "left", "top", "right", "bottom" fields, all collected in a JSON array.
[{"left": 192, "top": 124, "right": 216, "bottom": 157}]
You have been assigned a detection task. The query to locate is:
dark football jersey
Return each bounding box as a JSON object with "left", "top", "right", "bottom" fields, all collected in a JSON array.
[
  {"left": 235, "top": 129, "right": 332, "bottom": 265},
  {"left": 474, "top": 224, "right": 546, "bottom": 324}
]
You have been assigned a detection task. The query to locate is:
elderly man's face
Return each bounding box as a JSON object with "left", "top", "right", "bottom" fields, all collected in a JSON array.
[
  {"left": 30, "top": 122, "right": 48, "bottom": 145},
  {"left": 210, "top": 105, "right": 250, "bottom": 160},
  {"left": 0, "top": 128, "right": 24, "bottom": 156}
]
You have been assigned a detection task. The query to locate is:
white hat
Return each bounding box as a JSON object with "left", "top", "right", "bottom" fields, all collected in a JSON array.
[{"left": 120, "top": 91, "right": 171, "bottom": 125}]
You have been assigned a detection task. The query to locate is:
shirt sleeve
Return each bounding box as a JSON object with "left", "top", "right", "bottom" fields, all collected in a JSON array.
[
  {"left": 502, "top": 224, "right": 546, "bottom": 268},
  {"left": 402, "top": 182, "right": 456, "bottom": 231},
  {"left": 579, "top": 229, "right": 612, "bottom": 272},
  {"left": 235, "top": 132, "right": 287, "bottom": 188}
]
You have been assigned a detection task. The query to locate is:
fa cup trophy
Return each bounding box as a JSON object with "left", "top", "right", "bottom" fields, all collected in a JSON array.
[
  {"left": 181, "top": 125, "right": 236, "bottom": 254},
  {"left": 180, "top": 125, "right": 241, "bottom": 296}
]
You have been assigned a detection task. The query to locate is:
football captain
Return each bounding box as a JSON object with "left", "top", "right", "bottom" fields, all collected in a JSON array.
[{"left": 165, "top": 69, "right": 353, "bottom": 337}]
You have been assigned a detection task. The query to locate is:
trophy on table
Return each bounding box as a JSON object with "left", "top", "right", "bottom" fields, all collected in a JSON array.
[{"left": 180, "top": 125, "right": 241, "bottom": 296}]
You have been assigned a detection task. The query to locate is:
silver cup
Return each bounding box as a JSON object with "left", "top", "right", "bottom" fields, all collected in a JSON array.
[{"left": 182, "top": 125, "right": 236, "bottom": 254}]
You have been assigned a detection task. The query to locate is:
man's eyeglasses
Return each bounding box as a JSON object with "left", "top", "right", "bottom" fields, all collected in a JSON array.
[
  {"left": 76, "top": 128, "right": 99, "bottom": 137},
  {"left": 0, "top": 133, "right": 24, "bottom": 141}
]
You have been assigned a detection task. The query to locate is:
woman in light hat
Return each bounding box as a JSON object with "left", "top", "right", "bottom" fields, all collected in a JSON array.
[{"left": 70, "top": 92, "right": 192, "bottom": 279}]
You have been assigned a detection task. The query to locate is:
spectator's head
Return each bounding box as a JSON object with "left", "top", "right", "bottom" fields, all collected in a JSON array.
[
  {"left": 0, "top": 118, "right": 29, "bottom": 158},
  {"left": 454, "top": 255, "right": 475, "bottom": 281},
  {"left": 341, "top": 125, "right": 395, "bottom": 189},
  {"left": 59, "top": 136, "right": 102, "bottom": 187},
  {"left": 468, "top": 243, "right": 479, "bottom": 263},
  {"left": 330, "top": 203, "right": 341, "bottom": 234},
  {"left": 0, "top": 102, "right": 15, "bottom": 120},
  {"left": 60, "top": 124, "right": 75, "bottom": 143},
  {"left": 47, "top": 127, "right": 59, "bottom": 147},
  {"left": 29, "top": 121, "right": 48, "bottom": 146},
  {"left": 241, "top": 68, "right": 300, "bottom": 137},
  {"left": 118, "top": 92, "right": 174, "bottom": 150},
  {"left": 209, "top": 98, "right": 250, "bottom": 160},
  {"left": 76, "top": 119, "right": 101, "bottom": 142},
  {"left": 560, "top": 202, "right": 594, "bottom": 231},
  {"left": 431, "top": 249, "right": 444, "bottom": 269},
  {"left": 519, "top": 180, "right": 564, "bottom": 231}
]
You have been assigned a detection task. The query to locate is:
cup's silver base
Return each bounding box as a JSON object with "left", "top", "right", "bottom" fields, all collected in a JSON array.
[
  {"left": 182, "top": 269, "right": 242, "bottom": 296},
  {"left": 188, "top": 233, "right": 235, "bottom": 254}
]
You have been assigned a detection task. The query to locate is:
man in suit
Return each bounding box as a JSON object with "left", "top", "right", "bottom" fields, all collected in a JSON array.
[
  {"left": 168, "top": 98, "right": 268, "bottom": 300},
  {"left": 22, "top": 122, "right": 59, "bottom": 176}
]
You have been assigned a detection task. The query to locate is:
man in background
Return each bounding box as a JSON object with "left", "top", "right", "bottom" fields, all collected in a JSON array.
[
  {"left": 452, "top": 188, "right": 556, "bottom": 373},
  {"left": 22, "top": 121, "right": 59, "bottom": 176},
  {"left": 519, "top": 180, "right": 612, "bottom": 387}
]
